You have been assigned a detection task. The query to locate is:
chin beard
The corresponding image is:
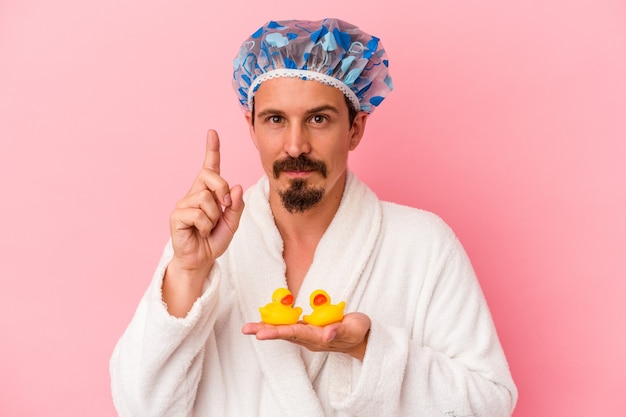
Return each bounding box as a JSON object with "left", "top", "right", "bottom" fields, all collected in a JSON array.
[{"left": 279, "top": 178, "right": 325, "bottom": 213}]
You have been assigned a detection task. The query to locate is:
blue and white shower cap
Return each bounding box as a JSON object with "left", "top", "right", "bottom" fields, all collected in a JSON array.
[{"left": 232, "top": 18, "right": 393, "bottom": 114}]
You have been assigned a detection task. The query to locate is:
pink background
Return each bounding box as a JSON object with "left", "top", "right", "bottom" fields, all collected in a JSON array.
[{"left": 2, "top": 0, "right": 625, "bottom": 415}]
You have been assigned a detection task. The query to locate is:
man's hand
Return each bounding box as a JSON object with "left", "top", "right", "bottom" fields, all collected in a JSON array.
[
  {"left": 242, "top": 312, "right": 371, "bottom": 361},
  {"left": 163, "top": 130, "right": 245, "bottom": 317}
]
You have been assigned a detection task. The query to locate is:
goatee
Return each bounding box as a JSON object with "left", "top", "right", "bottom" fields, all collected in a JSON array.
[
  {"left": 273, "top": 155, "right": 327, "bottom": 213},
  {"left": 278, "top": 178, "right": 325, "bottom": 213}
]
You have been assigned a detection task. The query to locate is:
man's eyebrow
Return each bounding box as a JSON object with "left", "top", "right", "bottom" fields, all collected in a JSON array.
[
  {"left": 305, "top": 105, "right": 340, "bottom": 115},
  {"left": 255, "top": 108, "right": 286, "bottom": 119}
]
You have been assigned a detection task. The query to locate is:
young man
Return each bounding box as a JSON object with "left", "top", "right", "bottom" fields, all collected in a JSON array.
[{"left": 110, "top": 18, "right": 517, "bottom": 417}]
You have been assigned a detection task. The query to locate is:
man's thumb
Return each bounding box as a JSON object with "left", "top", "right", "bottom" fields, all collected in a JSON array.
[{"left": 222, "top": 184, "right": 245, "bottom": 235}]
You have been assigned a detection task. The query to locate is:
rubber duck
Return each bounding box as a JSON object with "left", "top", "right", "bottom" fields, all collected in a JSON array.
[
  {"left": 259, "top": 288, "right": 302, "bottom": 325},
  {"left": 302, "top": 289, "right": 345, "bottom": 326}
]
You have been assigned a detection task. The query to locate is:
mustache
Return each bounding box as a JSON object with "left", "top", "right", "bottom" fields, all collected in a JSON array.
[{"left": 272, "top": 155, "right": 327, "bottom": 178}]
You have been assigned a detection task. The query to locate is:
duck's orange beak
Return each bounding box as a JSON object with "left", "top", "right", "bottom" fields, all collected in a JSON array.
[
  {"left": 313, "top": 293, "right": 328, "bottom": 306},
  {"left": 281, "top": 294, "right": 294, "bottom": 305}
]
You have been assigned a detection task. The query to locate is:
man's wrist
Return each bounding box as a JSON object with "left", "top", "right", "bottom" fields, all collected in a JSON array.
[
  {"left": 166, "top": 258, "right": 213, "bottom": 284},
  {"left": 162, "top": 259, "right": 213, "bottom": 317}
]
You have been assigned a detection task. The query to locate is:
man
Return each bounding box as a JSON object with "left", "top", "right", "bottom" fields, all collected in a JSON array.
[{"left": 110, "top": 18, "right": 517, "bottom": 417}]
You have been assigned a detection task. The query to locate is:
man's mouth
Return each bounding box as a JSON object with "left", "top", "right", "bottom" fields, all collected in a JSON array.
[{"left": 282, "top": 170, "right": 314, "bottom": 179}]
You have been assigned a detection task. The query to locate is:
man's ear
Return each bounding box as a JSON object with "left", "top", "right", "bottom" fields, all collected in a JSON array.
[
  {"left": 245, "top": 111, "right": 259, "bottom": 149},
  {"left": 349, "top": 112, "right": 368, "bottom": 150}
]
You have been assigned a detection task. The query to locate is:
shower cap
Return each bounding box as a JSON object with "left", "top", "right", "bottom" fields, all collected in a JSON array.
[{"left": 232, "top": 18, "right": 393, "bottom": 114}]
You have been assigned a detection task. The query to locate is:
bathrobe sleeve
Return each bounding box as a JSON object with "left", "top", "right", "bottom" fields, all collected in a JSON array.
[
  {"left": 327, "top": 215, "right": 518, "bottom": 417},
  {"left": 110, "top": 242, "right": 221, "bottom": 417}
]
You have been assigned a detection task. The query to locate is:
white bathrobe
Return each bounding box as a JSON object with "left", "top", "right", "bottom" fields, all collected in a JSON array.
[{"left": 110, "top": 171, "right": 517, "bottom": 417}]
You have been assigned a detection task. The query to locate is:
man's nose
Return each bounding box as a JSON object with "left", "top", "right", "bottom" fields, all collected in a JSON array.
[{"left": 284, "top": 124, "right": 311, "bottom": 158}]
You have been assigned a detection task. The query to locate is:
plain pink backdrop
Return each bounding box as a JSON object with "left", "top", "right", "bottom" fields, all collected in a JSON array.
[{"left": 1, "top": 0, "right": 625, "bottom": 415}]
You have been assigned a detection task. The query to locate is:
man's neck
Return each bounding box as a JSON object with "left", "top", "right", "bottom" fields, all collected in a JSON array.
[{"left": 269, "top": 176, "right": 346, "bottom": 297}]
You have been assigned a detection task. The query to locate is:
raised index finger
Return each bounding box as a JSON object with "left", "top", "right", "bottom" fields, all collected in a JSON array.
[{"left": 203, "top": 129, "right": 221, "bottom": 174}]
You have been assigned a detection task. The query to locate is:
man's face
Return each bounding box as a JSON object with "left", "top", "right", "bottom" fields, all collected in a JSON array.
[{"left": 246, "top": 77, "right": 366, "bottom": 213}]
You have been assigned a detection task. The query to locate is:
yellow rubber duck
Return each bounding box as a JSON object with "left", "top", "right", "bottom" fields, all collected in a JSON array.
[
  {"left": 303, "top": 289, "right": 345, "bottom": 326},
  {"left": 259, "top": 288, "right": 302, "bottom": 325}
]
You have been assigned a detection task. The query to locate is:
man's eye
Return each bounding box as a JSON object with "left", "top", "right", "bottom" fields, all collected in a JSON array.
[
  {"left": 311, "top": 115, "right": 327, "bottom": 123},
  {"left": 268, "top": 115, "right": 283, "bottom": 123}
]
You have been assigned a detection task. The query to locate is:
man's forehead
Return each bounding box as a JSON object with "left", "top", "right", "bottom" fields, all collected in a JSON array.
[{"left": 254, "top": 78, "right": 346, "bottom": 112}]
